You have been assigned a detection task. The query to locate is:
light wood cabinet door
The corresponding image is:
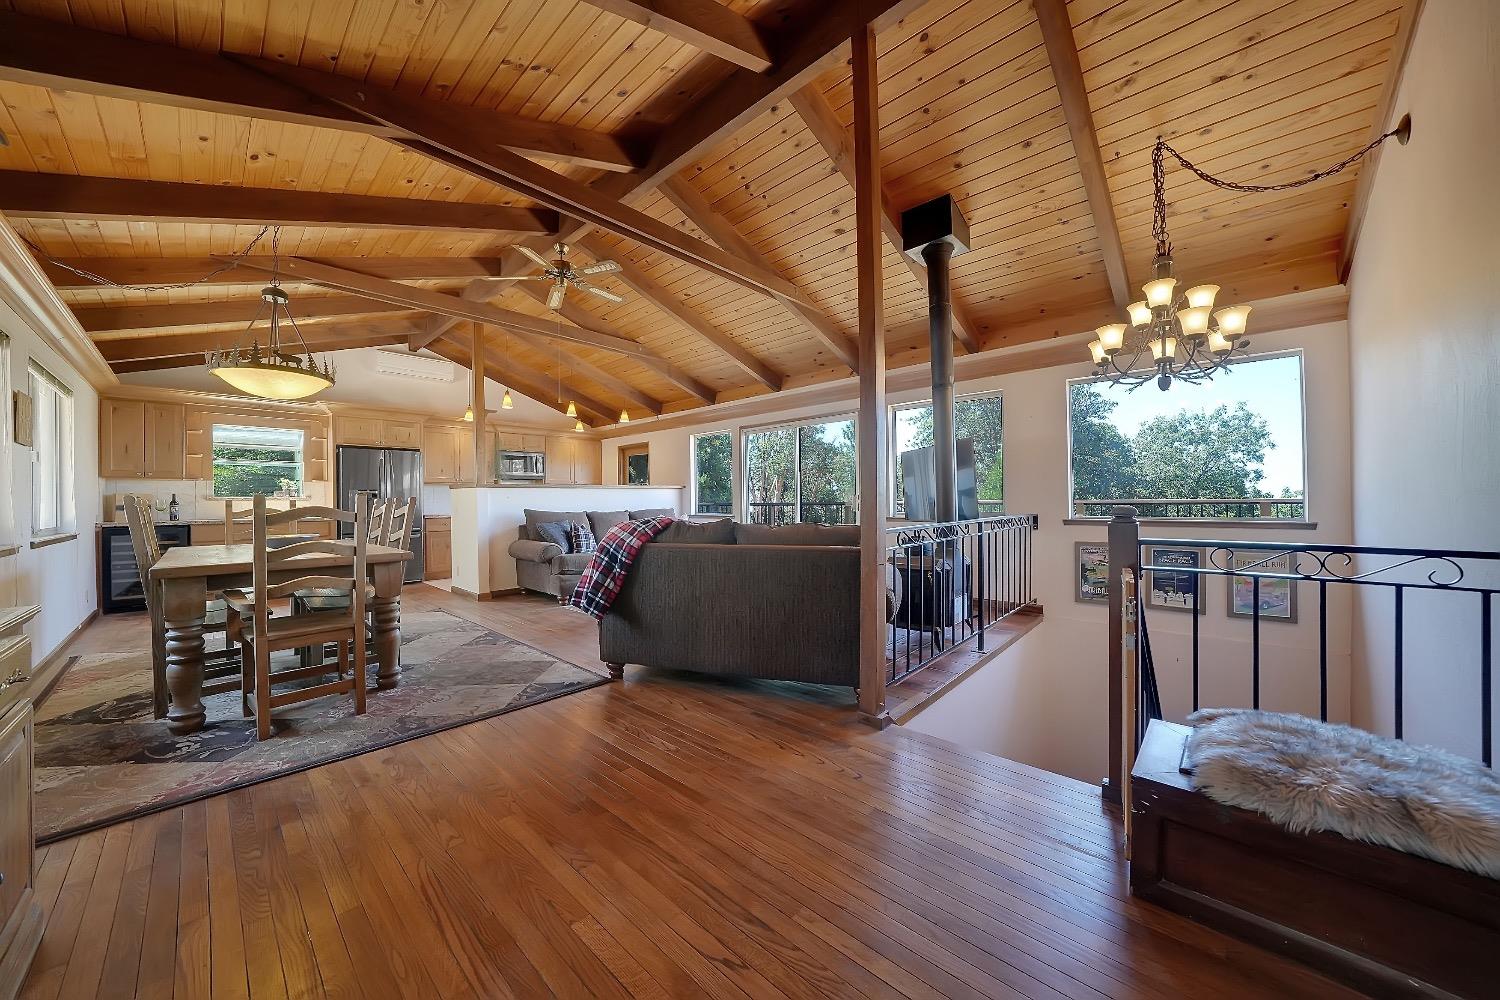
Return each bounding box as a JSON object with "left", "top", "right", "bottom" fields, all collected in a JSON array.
[
  {"left": 100, "top": 399, "right": 147, "bottom": 478},
  {"left": 424, "top": 524, "right": 452, "bottom": 580},
  {"left": 574, "top": 439, "right": 602, "bottom": 484},
  {"left": 483, "top": 430, "right": 498, "bottom": 483},
  {"left": 422, "top": 426, "right": 458, "bottom": 484},
  {"left": 544, "top": 435, "right": 571, "bottom": 483},
  {"left": 0, "top": 702, "right": 35, "bottom": 956},
  {"left": 521, "top": 433, "right": 546, "bottom": 453},
  {"left": 384, "top": 420, "right": 422, "bottom": 449},
  {"left": 496, "top": 431, "right": 523, "bottom": 451},
  {"left": 143, "top": 403, "right": 185, "bottom": 479},
  {"left": 334, "top": 415, "right": 383, "bottom": 447},
  {"left": 456, "top": 427, "right": 476, "bottom": 485}
]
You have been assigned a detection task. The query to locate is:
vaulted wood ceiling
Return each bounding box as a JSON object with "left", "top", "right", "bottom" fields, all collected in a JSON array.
[{"left": 0, "top": 0, "right": 1412, "bottom": 424}]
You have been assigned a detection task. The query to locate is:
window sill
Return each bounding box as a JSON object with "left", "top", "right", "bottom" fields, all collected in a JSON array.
[
  {"left": 30, "top": 532, "right": 79, "bottom": 550},
  {"left": 0, "top": 544, "right": 20, "bottom": 559},
  {"left": 1062, "top": 518, "right": 1319, "bottom": 531}
]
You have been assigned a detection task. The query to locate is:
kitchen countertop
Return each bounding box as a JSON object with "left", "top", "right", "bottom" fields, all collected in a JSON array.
[{"left": 456, "top": 484, "right": 685, "bottom": 490}]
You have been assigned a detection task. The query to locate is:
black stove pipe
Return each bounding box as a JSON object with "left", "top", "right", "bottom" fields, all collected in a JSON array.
[{"left": 923, "top": 241, "right": 958, "bottom": 522}]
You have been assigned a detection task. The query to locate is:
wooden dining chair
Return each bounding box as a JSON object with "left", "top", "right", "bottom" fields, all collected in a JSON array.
[
  {"left": 123, "top": 495, "right": 239, "bottom": 719},
  {"left": 223, "top": 494, "right": 370, "bottom": 740}
]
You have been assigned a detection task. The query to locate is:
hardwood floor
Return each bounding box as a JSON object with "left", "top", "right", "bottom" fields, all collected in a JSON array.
[{"left": 22, "top": 585, "right": 1360, "bottom": 999}]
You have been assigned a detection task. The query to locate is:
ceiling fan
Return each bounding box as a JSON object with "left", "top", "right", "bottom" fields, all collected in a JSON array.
[{"left": 496, "top": 242, "right": 626, "bottom": 310}]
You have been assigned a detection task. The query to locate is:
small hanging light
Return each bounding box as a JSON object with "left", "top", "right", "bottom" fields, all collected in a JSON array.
[
  {"left": 501, "top": 388, "right": 514, "bottom": 410},
  {"left": 462, "top": 405, "right": 474, "bottom": 422},
  {"left": 574, "top": 418, "right": 586, "bottom": 432},
  {"left": 498, "top": 333, "right": 514, "bottom": 408},
  {"left": 565, "top": 399, "right": 578, "bottom": 418},
  {"left": 206, "top": 227, "right": 335, "bottom": 400},
  {"left": 618, "top": 409, "right": 630, "bottom": 424}
]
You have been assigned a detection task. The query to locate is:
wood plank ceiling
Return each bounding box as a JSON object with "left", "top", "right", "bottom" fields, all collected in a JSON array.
[{"left": 0, "top": 0, "right": 1407, "bottom": 423}]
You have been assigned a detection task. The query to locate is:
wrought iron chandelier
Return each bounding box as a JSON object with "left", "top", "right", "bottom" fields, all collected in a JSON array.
[
  {"left": 1091, "top": 118, "right": 1410, "bottom": 391},
  {"left": 206, "top": 228, "right": 336, "bottom": 400}
]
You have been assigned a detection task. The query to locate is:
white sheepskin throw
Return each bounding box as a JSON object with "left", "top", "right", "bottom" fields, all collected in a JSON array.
[{"left": 1184, "top": 708, "right": 1500, "bottom": 879}]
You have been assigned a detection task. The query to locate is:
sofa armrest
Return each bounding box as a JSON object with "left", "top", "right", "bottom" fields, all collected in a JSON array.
[{"left": 509, "top": 538, "right": 563, "bottom": 563}]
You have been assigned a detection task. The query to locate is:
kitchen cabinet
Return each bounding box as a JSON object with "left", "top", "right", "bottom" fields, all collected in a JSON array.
[
  {"left": 545, "top": 435, "right": 603, "bottom": 485},
  {"left": 424, "top": 516, "right": 452, "bottom": 580},
  {"left": 0, "top": 608, "right": 43, "bottom": 1000},
  {"left": 100, "top": 399, "right": 186, "bottom": 479},
  {"left": 424, "top": 425, "right": 492, "bottom": 484},
  {"left": 333, "top": 415, "right": 422, "bottom": 449},
  {"left": 383, "top": 420, "right": 422, "bottom": 448}
]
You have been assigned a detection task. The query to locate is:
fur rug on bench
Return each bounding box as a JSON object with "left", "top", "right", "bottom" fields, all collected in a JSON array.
[{"left": 1185, "top": 708, "right": 1500, "bottom": 878}]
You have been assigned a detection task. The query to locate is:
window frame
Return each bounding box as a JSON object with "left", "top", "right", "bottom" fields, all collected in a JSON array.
[
  {"left": 1063, "top": 348, "right": 1312, "bottom": 526},
  {"left": 210, "top": 422, "right": 307, "bottom": 499},
  {"left": 28, "top": 361, "right": 75, "bottom": 539},
  {"left": 888, "top": 389, "right": 1005, "bottom": 521},
  {"left": 689, "top": 430, "right": 735, "bottom": 518},
  {"left": 740, "top": 411, "right": 858, "bottom": 526},
  {"left": 618, "top": 442, "right": 650, "bottom": 486}
]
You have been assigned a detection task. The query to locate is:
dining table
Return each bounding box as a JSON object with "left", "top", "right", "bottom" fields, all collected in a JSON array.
[{"left": 148, "top": 542, "right": 411, "bottom": 735}]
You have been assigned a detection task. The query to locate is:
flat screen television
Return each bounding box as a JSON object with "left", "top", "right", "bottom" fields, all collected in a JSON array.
[{"left": 900, "top": 439, "right": 979, "bottom": 521}]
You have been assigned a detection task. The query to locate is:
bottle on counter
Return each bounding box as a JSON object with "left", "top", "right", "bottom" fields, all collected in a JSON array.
[{"left": 168, "top": 494, "right": 180, "bottom": 522}]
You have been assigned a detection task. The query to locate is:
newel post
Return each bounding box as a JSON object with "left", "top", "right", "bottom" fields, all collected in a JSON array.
[{"left": 1104, "top": 505, "right": 1140, "bottom": 804}]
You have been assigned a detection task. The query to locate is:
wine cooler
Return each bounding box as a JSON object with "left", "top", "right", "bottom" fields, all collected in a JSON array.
[{"left": 99, "top": 523, "right": 191, "bottom": 614}]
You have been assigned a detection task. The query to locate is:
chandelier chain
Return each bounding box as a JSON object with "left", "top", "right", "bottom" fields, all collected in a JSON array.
[
  {"left": 1151, "top": 125, "right": 1405, "bottom": 257},
  {"left": 21, "top": 226, "right": 272, "bottom": 292}
]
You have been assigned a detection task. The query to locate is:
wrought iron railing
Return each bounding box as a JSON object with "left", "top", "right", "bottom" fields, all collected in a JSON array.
[
  {"left": 886, "top": 514, "right": 1038, "bottom": 685},
  {"left": 744, "top": 501, "right": 855, "bottom": 525},
  {"left": 1102, "top": 506, "right": 1496, "bottom": 804},
  {"left": 1074, "top": 497, "right": 1306, "bottom": 519}
]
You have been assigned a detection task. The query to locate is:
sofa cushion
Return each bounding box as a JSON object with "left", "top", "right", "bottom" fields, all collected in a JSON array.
[
  {"left": 525, "top": 509, "right": 587, "bottom": 533},
  {"left": 588, "top": 510, "right": 630, "bottom": 537},
  {"left": 533, "top": 520, "right": 574, "bottom": 551},
  {"left": 654, "top": 519, "right": 736, "bottom": 545},
  {"left": 509, "top": 538, "right": 564, "bottom": 563},
  {"left": 551, "top": 552, "right": 595, "bottom": 574},
  {"left": 629, "top": 507, "right": 673, "bottom": 520},
  {"left": 734, "top": 523, "right": 860, "bottom": 546}
]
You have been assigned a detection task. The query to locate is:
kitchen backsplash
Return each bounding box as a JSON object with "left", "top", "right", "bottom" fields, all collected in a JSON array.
[{"left": 103, "top": 479, "right": 332, "bottom": 522}]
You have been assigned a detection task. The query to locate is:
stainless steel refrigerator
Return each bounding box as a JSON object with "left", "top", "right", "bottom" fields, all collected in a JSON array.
[{"left": 336, "top": 445, "right": 424, "bottom": 583}]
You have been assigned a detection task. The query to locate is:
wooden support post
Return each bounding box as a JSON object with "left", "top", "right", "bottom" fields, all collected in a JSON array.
[
  {"left": 471, "top": 323, "right": 487, "bottom": 486},
  {"left": 1120, "top": 567, "right": 1139, "bottom": 854},
  {"left": 852, "top": 23, "right": 888, "bottom": 727},
  {"left": 1105, "top": 505, "right": 1141, "bottom": 804}
]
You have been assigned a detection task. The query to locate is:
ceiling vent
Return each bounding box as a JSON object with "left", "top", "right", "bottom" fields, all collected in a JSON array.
[{"left": 374, "top": 350, "right": 454, "bottom": 382}]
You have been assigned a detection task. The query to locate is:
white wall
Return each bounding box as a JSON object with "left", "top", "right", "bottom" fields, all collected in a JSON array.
[
  {"left": 1346, "top": 0, "right": 1500, "bottom": 761},
  {"left": 606, "top": 321, "right": 1353, "bottom": 782},
  {"left": 0, "top": 238, "right": 103, "bottom": 664}
]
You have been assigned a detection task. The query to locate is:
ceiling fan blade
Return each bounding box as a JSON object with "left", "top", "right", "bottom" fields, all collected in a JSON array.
[
  {"left": 515, "top": 244, "right": 551, "bottom": 270},
  {"left": 577, "top": 260, "right": 621, "bottom": 275},
  {"left": 489, "top": 275, "right": 548, "bottom": 281},
  {"left": 546, "top": 283, "right": 566, "bottom": 311},
  {"left": 581, "top": 284, "right": 624, "bottom": 304}
]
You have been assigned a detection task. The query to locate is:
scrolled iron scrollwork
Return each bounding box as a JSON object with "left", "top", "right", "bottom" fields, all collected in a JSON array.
[
  {"left": 890, "top": 514, "right": 1031, "bottom": 550},
  {"left": 1198, "top": 545, "right": 1468, "bottom": 589}
]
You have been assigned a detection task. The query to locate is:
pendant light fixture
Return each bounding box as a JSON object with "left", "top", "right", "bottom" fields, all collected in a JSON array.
[
  {"left": 499, "top": 334, "right": 514, "bottom": 409},
  {"left": 206, "top": 227, "right": 335, "bottom": 400},
  {"left": 618, "top": 409, "right": 630, "bottom": 424}
]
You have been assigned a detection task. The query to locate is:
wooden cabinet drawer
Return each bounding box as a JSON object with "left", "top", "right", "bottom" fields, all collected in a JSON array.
[
  {"left": 384, "top": 420, "right": 421, "bottom": 449},
  {"left": 0, "top": 702, "right": 34, "bottom": 946}
]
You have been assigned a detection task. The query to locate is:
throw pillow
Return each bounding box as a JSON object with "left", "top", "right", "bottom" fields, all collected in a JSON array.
[
  {"left": 569, "top": 520, "right": 598, "bottom": 554},
  {"left": 534, "top": 520, "right": 573, "bottom": 552},
  {"left": 654, "top": 518, "right": 735, "bottom": 544}
]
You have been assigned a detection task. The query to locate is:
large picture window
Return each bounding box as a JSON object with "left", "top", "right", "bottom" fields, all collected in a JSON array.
[
  {"left": 692, "top": 432, "right": 733, "bottom": 515},
  {"left": 212, "top": 424, "right": 305, "bottom": 497},
  {"left": 891, "top": 392, "right": 1004, "bottom": 519},
  {"left": 1067, "top": 352, "right": 1307, "bottom": 520},
  {"left": 743, "top": 416, "right": 856, "bottom": 525},
  {"left": 29, "top": 362, "right": 75, "bottom": 537}
]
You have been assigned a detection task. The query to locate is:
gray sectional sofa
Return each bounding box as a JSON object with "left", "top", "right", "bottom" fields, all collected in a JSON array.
[{"left": 509, "top": 508, "right": 672, "bottom": 601}]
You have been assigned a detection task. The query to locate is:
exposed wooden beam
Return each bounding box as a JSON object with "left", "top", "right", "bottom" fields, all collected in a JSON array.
[
  {"left": 788, "top": 86, "right": 983, "bottom": 353},
  {"left": 242, "top": 57, "right": 810, "bottom": 306},
  {"left": 431, "top": 333, "right": 612, "bottom": 425},
  {"left": 577, "top": 236, "right": 783, "bottom": 392},
  {"left": 1339, "top": 0, "right": 1424, "bottom": 281},
  {"left": 660, "top": 176, "right": 860, "bottom": 372},
  {"left": 0, "top": 171, "right": 557, "bottom": 234},
  {"left": 575, "top": 0, "right": 773, "bottom": 71},
  {"left": 36, "top": 255, "right": 507, "bottom": 289},
  {"left": 1033, "top": 0, "right": 1130, "bottom": 310},
  {"left": 851, "top": 23, "right": 888, "bottom": 726},
  {"left": 0, "top": 12, "right": 636, "bottom": 172},
  {"left": 76, "top": 295, "right": 407, "bottom": 334},
  {"left": 501, "top": 326, "right": 665, "bottom": 416},
  {"left": 105, "top": 320, "right": 423, "bottom": 369},
  {"left": 223, "top": 256, "right": 653, "bottom": 360}
]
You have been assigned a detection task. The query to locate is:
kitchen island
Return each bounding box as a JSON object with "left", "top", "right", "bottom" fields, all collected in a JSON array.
[{"left": 450, "top": 485, "right": 684, "bottom": 598}]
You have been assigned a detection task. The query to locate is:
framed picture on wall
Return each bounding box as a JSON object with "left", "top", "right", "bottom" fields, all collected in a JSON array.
[
  {"left": 1074, "top": 542, "right": 1109, "bottom": 604},
  {"left": 1226, "top": 550, "right": 1299, "bottom": 622},
  {"left": 12, "top": 390, "right": 32, "bottom": 448},
  {"left": 1143, "top": 545, "right": 1207, "bottom": 614}
]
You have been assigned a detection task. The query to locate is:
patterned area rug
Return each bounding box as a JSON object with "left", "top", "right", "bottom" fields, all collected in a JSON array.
[{"left": 33, "top": 609, "right": 607, "bottom": 842}]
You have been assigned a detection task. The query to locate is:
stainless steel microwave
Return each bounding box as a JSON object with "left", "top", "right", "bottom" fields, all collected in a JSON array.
[{"left": 498, "top": 450, "right": 546, "bottom": 481}]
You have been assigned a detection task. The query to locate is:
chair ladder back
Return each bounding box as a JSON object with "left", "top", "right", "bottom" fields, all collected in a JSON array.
[
  {"left": 384, "top": 498, "right": 417, "bottom": 549},
  {"left": 122, "top": 495, "right": 162, "bottom": 614},
  {"left": 228, "top": 498, "right": 298, "bottom": 540},
  {"left": 254, "top": 495, "right": 365, "bottom": 618}
]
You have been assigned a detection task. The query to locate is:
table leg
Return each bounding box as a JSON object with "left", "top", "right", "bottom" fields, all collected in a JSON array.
[
  {"left": 162, "top": 577, "right": 208, "bottom": 734},
  {"left": 371, "top": 563, "right": 403, "bottom": 690}
]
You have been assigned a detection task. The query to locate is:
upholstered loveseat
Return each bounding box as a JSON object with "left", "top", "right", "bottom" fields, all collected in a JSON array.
[{"left": 509, "top": 508, "right": 672, "bottom": 601}]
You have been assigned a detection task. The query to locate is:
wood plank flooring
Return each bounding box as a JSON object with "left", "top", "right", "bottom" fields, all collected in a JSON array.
[{"left": 23, "top": 585, "right": 1361, "bottom": 999}]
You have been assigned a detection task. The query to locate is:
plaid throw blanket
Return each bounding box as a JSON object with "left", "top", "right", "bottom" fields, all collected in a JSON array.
[{"left": 567, "top": 516, "right": 674, "bottom": 619}]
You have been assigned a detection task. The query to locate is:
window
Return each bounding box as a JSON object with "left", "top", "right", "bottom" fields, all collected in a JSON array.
[
  {"left": 212, "top": 424, "right": 305, "bottom": 497},
  {"left": 619, "top": 443, "right": 650, "bottom": 485},
  {"left": 743, "top": 416, "right": 857, "bottom": 525},
  {"left": 1067, "top": 351, "right": 1307, "bottom": 520},
  {"left": 691, "top": 432, "right": 733, "bottom": 515},
  {"left": 891, "top": 392, "right": 1004, "bottom": 519},
  {"left": 29, "top": 362, "right": 75, "bottom": 537}
]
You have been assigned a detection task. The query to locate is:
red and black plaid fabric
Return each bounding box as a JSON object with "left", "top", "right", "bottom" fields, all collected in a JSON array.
[{"left": 567, "top": 516, "right": 674, "bottom": 620}]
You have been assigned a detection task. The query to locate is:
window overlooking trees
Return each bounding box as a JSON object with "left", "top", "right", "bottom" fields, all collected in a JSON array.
[
  {"left": 743, "top": 416, "right": 857, "bottom": 525},
  {"left": 692, "top": 432, "right": 733, "bottom": 515},
  {"left": 212, "top": 424, "right": 305, "bottom": 498},
  {"left": 29, "top": 362, "right": 74, "bottom": 537},
  {"left": 891, "top": 393, "right": 1003, "bottom": 518},
  {"left": 1067, "top": 352, "right": 1307, "bottom": 520}
]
